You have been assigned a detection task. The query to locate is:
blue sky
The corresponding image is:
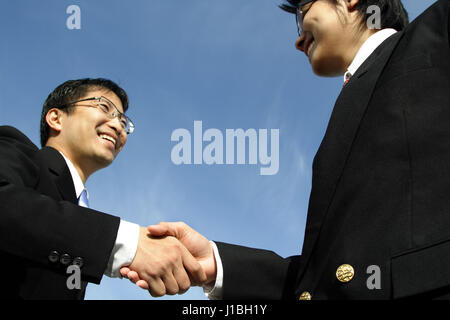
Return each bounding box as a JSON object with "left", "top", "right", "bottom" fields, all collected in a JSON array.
[{"left": 0, "top": 0, "right": 433, "bottom": 300}]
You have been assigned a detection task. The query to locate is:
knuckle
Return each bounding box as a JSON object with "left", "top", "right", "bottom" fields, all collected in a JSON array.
[
  {"left": 190, "top": 264, "right": 202, "bottom": 276},
  {"left": 167, "top": 252, "right": 179, "bottom": 265},
  {"left": 170, "top": 243, "right": 182, "bottom": 255},
  {"left": 149, "top": 262, "right": 162, "bottom": 276},
  {"left": 192, "top": 263, "right": 201, "bottom": 272},
  {"left": 177, "top": 221, "right": 187, "bottom": 229}
]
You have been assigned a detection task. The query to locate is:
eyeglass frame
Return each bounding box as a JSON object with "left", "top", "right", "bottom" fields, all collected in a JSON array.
[
  {"left": 295, "top": 0, "right": 316, "bottom": 37},
  {"left": 57, "top": 96, "right": 135, "bottom": 134}
]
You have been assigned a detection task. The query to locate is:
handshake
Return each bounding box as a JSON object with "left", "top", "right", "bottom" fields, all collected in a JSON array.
[{"left": 119, "top": 222, "right": 216, "bottom": 297}]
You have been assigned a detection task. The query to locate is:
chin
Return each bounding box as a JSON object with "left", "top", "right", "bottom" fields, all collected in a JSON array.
[
  {"left": 95, "top": 152, "right": 115, "bottom": 168},
  {"left": 311, "top": 55, "right": 346, "bottom": 77}
]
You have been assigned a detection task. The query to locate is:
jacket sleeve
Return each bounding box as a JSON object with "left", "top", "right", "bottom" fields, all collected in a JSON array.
[
  {"left": 0, "top": 128, "right": 120, "bottom": 284},
  {"left": 215, "top": 242, "right": 301, "bottom": 299}
]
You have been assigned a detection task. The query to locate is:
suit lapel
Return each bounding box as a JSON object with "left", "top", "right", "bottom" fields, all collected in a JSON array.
[
  {"left": 36, "top": 147, "right": 78, "bottom": 204},
  {"left": 298, "top": 31, "right": 405, "bottom": 277}
]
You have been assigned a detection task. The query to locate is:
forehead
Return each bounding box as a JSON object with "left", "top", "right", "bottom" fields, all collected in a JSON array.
[{"left": 82, "top": 87, "right": 124, "bottom": 113}]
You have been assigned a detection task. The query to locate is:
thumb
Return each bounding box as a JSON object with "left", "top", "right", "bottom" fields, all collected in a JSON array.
[
  {"left": 147, "top": 224, "right": 169, "bottom": 236},
  {"left": 147, "top": 222, "right": 179, "bottom": 237}
]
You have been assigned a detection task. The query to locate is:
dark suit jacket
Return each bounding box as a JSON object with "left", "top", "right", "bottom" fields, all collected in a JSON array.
[
  {"left": 216, "top": 0, "right": 450, "bottom": 300},
  {"left": 0, "top": 126, "right": 120, "bottom": 299}
]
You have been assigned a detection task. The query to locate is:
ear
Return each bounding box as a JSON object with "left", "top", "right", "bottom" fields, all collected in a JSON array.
[
  {"left": 345, "top": 0, "right": 360, "bottom": 12},
  {"left": 45, "top": 108, "right": 65, "bottom": 134}
]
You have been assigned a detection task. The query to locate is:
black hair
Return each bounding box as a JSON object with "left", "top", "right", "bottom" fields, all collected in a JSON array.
[
  {"left": 40, "top": 78, "right": 129, "bottom": 147},
  {"left": 280, "top": 0, "right": 409, "bottom": 31}
]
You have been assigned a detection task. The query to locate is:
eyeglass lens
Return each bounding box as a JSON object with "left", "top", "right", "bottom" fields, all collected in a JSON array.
[{"left": 99, "top": 97, "right": 134, "bottom": 134}]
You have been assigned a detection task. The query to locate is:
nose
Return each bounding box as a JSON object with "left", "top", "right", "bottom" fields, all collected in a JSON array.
[
  {"left": 106, "top": 117, "right": 127, "bottom": 149},
  {"left": 107, "top": 116, "right": 125, "bottom": 136}
]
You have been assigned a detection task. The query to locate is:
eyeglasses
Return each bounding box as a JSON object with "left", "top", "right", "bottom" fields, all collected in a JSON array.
[
  {"left": 296, "top": 0, "right": 316, "bottom": 36},
  {"left": 61, "top": 96, "right": 135, "bottom": 134}
]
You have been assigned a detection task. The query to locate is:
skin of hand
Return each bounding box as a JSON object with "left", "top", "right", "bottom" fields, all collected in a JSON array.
[
  {"left": 121, "top": 222, "right": 217, "bottom": 291},
  {"left": 124, "top": 226, "right": 207, "bottom": 297}
]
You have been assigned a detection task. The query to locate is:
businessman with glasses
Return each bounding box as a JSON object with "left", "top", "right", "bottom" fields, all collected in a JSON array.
[
  {"left": 0, "top": 78, "right": 205, "bottom": 299},
  {"left": 124, "top": 0, "right": 450, "bottom": 300}
]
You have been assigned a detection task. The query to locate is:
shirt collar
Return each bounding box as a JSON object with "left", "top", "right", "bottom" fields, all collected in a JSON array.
[
  {"left": 344, "top": 28, "right": 398, "bottom": 83},
  {"left": 59, "top": 151, "right": 87, "bottom": 200}
]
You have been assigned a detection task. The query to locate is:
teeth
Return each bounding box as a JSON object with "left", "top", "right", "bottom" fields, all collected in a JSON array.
[{"left": 100, "top": 134, "right": 116, "bottom": 146}]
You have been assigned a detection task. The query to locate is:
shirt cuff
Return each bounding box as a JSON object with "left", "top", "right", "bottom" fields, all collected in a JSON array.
[
  {"left": 203, "top": 241, "right": 224, "bottom": 300},
  {"left": 104, "top": 220, "right": 140, "bottom": 278}
]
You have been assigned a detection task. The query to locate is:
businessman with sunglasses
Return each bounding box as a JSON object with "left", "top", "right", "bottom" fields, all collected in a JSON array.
[
  {"left": 0, "top": 78, "right": 205, "bottom": 299},
  {"left": 124, "top": 0, "right": 450, "bottom": 299}
]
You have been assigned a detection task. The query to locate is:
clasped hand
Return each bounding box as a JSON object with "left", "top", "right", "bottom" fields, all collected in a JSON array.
[{"left": 120, "top": 223, "right": 217, "bottom": 297}]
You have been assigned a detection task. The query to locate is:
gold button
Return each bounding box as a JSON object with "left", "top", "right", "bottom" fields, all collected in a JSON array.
[
  {"left": 336, "top": 264, "right": 355, "bottom": 283},
  {"left": 299, "top": 291, "right": 312, "bottom": 300}
]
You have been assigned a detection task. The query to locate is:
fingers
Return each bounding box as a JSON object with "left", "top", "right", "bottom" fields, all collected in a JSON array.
[
  {"left": 147, "top": 276, "right": 166, "bottom": 297},
  {"left": 136, "top": 280, "right": 149, "bottom": 290},
  {"left": 162, "top": 273, "right": 180, "bottom": 296},
  {"left": 173, "top": 262, "right": 191, "bottom": 294},
  {"left": 125, "top": 270, "right": 158, "bottom": 292},
  {"left": 127, "top": 270, "right": 140, "bottom": 283},
  {"left": 138, "top": 266, "right": 190, "bottom": 296},
  {"left": 122, "top": 268, "right": 149, "bottom": 290},
  {"left": 119, "top": 267, "right": 131, "bottom": 277},
  {"left": 180, "top": 244, "right": 207, "bottom": 285},
  {"left": 130, "top": 270, "right": 189, "bottom": 295},
  {"left": 126, "top": 265, "right": 193, "bottom": 295},
  {"left": 126, "top": 228, "right": 201, "bottom": 297}
]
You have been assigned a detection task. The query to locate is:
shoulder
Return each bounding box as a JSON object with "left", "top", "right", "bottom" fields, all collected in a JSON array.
[
  {"left": 404, "top": 0, "right": 449, "bottom": 37},
  {"left": 0, "top": 126, "right": 38, "bottom": 149},
  {"left": 0, "top": 126, "right": 40, "bottom": 185},
  {"left": 0, "top": 125, "right": 39, "bottom": 158},
  {"left": 387, "top": 0, "right": 449, "bottom": 71}
]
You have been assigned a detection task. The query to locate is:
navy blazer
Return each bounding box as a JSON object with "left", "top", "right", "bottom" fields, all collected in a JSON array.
[
  {"left": 0, "top": 126, "right": 120, "bottom": 299},
  {"left": 216, "top": 0, "right": 450, "bottom": 300}
]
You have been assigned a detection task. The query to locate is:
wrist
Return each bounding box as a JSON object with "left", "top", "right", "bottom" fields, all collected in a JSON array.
[{"left": 205, "top": 241, "right": 219, "bottom": 284}]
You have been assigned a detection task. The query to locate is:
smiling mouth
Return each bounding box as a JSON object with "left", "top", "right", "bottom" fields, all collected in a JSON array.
[
  {"left": 99, "top": 133, "right": 117, "bottom": 149},
  {"left": 306, "top": 39, "right": 316, "bottom": 59}
]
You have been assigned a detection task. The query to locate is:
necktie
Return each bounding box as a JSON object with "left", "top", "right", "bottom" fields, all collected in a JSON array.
[
  {"left": 343, "top": 78, "right": 350, "bottom": 87},
  {"left": 78, "top": 189, "right": 90, "bottom": 208},
  {"left": 343, "top": 72, "right": 352, "bottom": 88}
]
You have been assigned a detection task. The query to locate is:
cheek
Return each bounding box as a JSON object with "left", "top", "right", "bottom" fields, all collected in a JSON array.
[
  {"left": 314, "top": 6, "right": 346, "bottom": 42},
  {"left": 119, "top": 136, "right": 127, "bottom": 150},
  {"left": 310, "top": 26, "right": 348, "bottom": 75},
  {"left": 113, "top": 134, "right": 127, "bottom": 154}
]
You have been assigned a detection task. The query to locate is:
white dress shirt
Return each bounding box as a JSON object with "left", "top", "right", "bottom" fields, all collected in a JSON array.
[
  {"left": 344, "top": 28, "right": 397, "bottom": 83},
  {"left": 204, "top": 28, "right": 398, "bottom": 300},
  {"left": 60, "top": 152, "right": 140, "bottom": 278}
]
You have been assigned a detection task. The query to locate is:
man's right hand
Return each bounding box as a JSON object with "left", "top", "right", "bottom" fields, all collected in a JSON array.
[
  {"left": 125, "top": 226, "right": 207, "bottom": 297},
  {"left": 149, "top": 222, "right": 217, "bottom": 285},
  {"left": 121, "top": 223, "right": 217, "bottom": 292}
]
